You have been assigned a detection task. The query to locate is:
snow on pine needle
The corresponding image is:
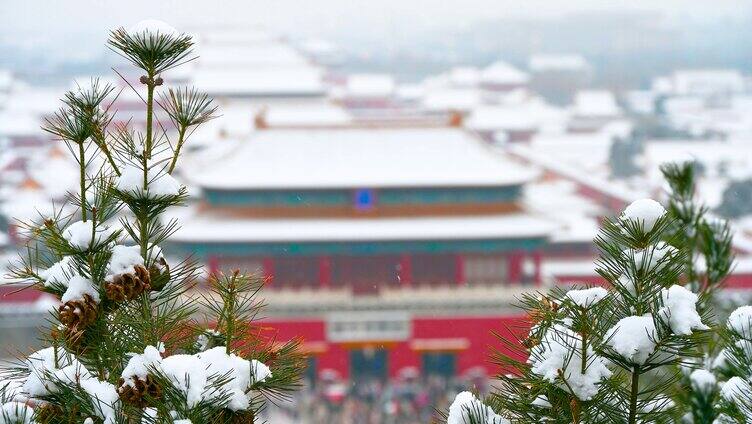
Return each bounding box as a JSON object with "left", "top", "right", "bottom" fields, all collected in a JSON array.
[
  {"left": 440, "top": 195, "right": 727, "bottom": 424},
  {"left": 0, "top": 20, "right": 305, "bottom": 424}
]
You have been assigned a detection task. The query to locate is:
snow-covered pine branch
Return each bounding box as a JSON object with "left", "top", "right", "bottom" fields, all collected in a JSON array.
[
  {"left": 0, "top": 20, "right": 304, "bottom": 424},
  {"left": 442, "top": 194, "right": 720, "bottom": 423}
]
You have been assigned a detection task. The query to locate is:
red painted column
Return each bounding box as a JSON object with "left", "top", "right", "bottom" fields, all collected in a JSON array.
[
  {"left": 533, "top": 250, "right": 543, "bottom": 286},
  {"left": 318, "top": 257, "right": 331, "bottom": 289},
  {"left": 508, "top": 251, "right": 522, "bottom": 284},
  {"left": 262, "top": 258, "right": 275, "bottom": 286},
  {"left": 399, "top": 254, "right": 412, "bottom": 287},
  {"left": 207, "top": 255, "right": 220, "bottom": 277},
  {"left": 455, "top": 254, "right": 466, "bottom": 286}
]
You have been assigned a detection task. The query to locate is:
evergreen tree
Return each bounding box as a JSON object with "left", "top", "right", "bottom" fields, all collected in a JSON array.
[
  {"left": 0, "top": 21, "right": 304, "bottom": 424},
  {"left": 440, "top": 170, "right": 747, "bottom": 423},
  {"left": 712, "top": 306, "right": 752, "bottom": 423},
  {"left": 659, "top": 162, "right": 734, "bottom": 423}
]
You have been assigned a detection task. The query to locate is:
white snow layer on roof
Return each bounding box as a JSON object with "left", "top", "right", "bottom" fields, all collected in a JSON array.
[
  {"left": 189, "top": 128, "right": 538, "bottom": 190},
  {"left": 448, "top": 67, "right": 481, "bottom": 87},
  {"left": 644, "top": 140, "right": 752, "bottom": 180},
  {"left": 671, "top": 69, "right": 745, "bottom": 96},
  {"left": 198, "top": 28, "right": 278, "bottom": 45},
  {"left": 346, "top": 74, "right": 395, "bottom": 98},
  {"left": 0, "top": 111, "right": 39, "bottom": 137},
  {"left": 172, "top": 211, "right": 556, "bottom": 243},
  {"left": 523, "top": 180, "right": 603, "bottom": 243},
  {"left": 195, "top": 39, "right": 310, "bottom": 68},
  {"left": 3, "top": 86, "right": 60, "bottom": 114},
  {"left": 573, "top": 90, "right": 621, "bottom": 117},
  {"left": 193, "top": 68, "right": 324, "bottom": 96},
  {"left": 466, "top": 100, "right": 568, "bottom": 132},
  {"left": 190, "top": 30, "right": 325, "bottom": 97},
  {"left": 525, "top": 132, "right": 616, "bottom": 174},
  {"left": 421, "top": 88, "right": 482, "bottom": 111},
  {"left": 480, "top": 61, "right": 529, "bottom": 85},
  {"left": 264, "top": 104, "right": 352, "bottom": 126}
]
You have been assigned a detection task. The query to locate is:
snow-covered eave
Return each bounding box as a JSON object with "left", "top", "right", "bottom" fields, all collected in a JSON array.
[
  {"left": 507, "top": 144, "right": 645, "bottom": 203},
  {"left": 171, "top": 212, "right": 557, "bottom": 244},
  {"left": 201, "top": 89, "right": 326, "bottom": 98},
  {"left": 195, "top": 176, "right": 535, "bottom": 192}
]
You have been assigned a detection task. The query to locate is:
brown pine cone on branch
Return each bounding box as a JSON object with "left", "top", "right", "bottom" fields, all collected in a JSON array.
[
  {"left": 118, "top": 375, "right": 162, "bottom": 407},
  {"left": 148, "top": 257, "right": 170, "bottom": 291},
  {"left": 216, "top": 409, "right": 255, "bottom": 424},
  {"left": 33, "top": 403, "right": 63, "bottom": 423},
  {"left": 105, "top": 264, "right": 151, "bottom": 302},
  {"left": 58, "top": 294, "right": 98, "bottom": 329}
]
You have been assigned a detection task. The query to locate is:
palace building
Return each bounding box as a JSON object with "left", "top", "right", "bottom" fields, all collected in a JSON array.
[{"left": 170, "top": 125, "right": 556, "bottom": 380}]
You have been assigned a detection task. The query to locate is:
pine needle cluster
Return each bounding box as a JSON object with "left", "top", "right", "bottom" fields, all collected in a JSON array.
[
  {"left": 0, "top": 22, "right": 304, "bottom": 424},
  {"left": 440, "top": 162, "right": 745, "bottom": 424}
]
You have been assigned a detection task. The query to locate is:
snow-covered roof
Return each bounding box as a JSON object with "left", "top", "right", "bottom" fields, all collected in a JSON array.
[
  {"left": 449, "top": 67, "right": 481, "bottom": 88},
  {"left": 299, "top": 38, "right": 339, "bottom": 56},
  {"left": 524, "top": 180, "right": 604, "bottom": 243},
  {"left": 529, "top": 54, "right": 589, "bottom": 72},
  {"left": 507, "top": 143, "right": 648, "bottom": 203},
  {"left": 573, "top": 90, "right": 621, "bottom": 117},
  {"left": 189, "top": 29, "right": 325, "bottom": 97},
  {"left": 527, "top": 132, "right": 616, "bottom": 173},
  {"left": 671, "top": 69, "right": 745, "bottom": 96},
  {"left": 3, "top": 86, "right": 60, "bottom": 115},
  {"left": 641, "top": 139, "right": 752, "bottom": 208},
  {"left": 197, "top": 28, "right": 278, "bottom": 45},
  {"left": 194, "top": 105, "right": 255, "bottom": 142},
  {"left": 0, "top": 111, "right": 40, "bottom": 137},
  {"left": 466, "top": 100, "right": 568, "bottom": 132},
  {"left": 395, "top": 84, "right": 425, "bottom": 101},
  {"left": 193, "top": 68, "right": 325, "bottom": 97},
  {"left": 264, "top": 104, "right": 352, "bottom": 126},
  {"left": 172, "top": 211, "right": 556, "bottom": 243},
  {"left": 197, "top": 42, "right": 310, "bottom": 68},
  {"left": 0, "top": 190, "right": 58, "bottom": 222},
  {"left": 480, "top": 61, "right": 529, "bottom": 86},
  {"left": 188, "top": 128, "right": 539, "bottom": 190},
  {"left": 345, "top": 74, "right": 395, "bottom": 98},
  {"left": 466, "top": 106, "right": 538, "bottom": 132},
  {"left": 623, "top": 90, "right": 657, "bottom": 115},
  {"left": 27, "top": 152, "right": 79, "bottom": 198},
  {"left": 643, "top": 139, "right": 752, "bottom": 181},
  {"left": 421, "top": 88, "right": 481, "bottom": 112}
]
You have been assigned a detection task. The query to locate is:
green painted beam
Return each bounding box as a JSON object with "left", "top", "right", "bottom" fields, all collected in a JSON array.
[{"left": 168, "top": 237, "right": 546, "bottom": 258}]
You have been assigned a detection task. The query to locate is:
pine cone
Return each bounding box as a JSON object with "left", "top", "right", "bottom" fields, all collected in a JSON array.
[
  {"left": 34, "top": 403, "right": 62, "bottom": 423},
  {"left": 118, "top": 375, "right": 162, "bottom": 407},
  {"left": 105, "top": 265, "right": 151, "bottom": 302},
  {"left": 528, "top": 296, "right": 559, "bottom": 325},
  {"left": 233, "top": 410, "right": 255, "bottom": 423},
  {"left": 521, "top": 335, "right": 540, "bottom": 349},
  {"left": 148, "top": 257, "right": 170, "bottom": 291},
  {"left": 216, "top": 409, "right": 255, "bottom": 423},
  {"left": 59, "top": 294, "right": 98, "bottom": 329}
]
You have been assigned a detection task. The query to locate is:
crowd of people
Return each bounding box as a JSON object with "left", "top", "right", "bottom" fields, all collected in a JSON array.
[{"left": 267, "top": 372, "right": 492, "bottom": 424}]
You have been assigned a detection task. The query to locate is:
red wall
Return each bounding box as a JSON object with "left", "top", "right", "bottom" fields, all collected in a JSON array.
[{"left": 262, "top": 315, "right": 528, "bottom": 379}]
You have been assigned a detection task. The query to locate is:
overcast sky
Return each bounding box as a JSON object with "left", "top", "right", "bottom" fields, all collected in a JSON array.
[{"left": 1, "top": 0, "right": 750, "bottom": 55}]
